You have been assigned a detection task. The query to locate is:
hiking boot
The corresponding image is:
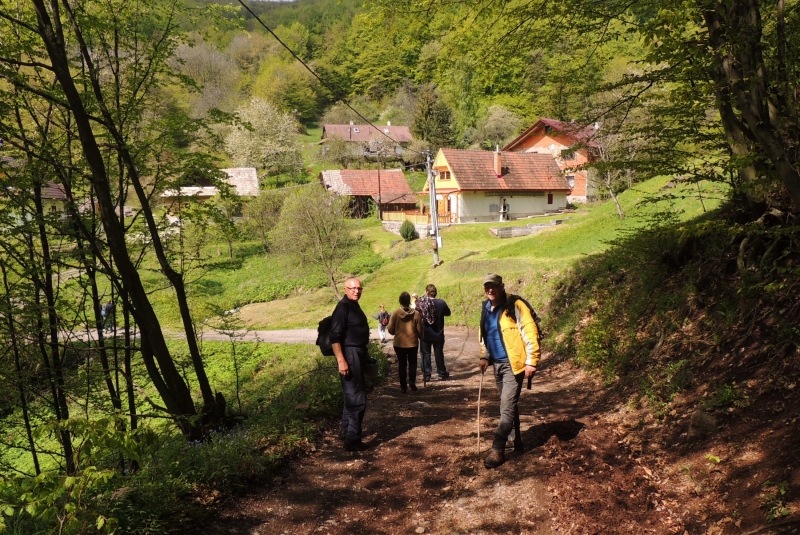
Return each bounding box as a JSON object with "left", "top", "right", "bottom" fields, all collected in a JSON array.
[
  {"left": 438, "top": 372, "right": 450, "bottom": 380},
  {"left": 409, "top": 383, "right": 418, "bottom": 392},
  {"left": 484, "top": 448, "right": 505, "bottom": 469},
  {"left": 345, "top": 440, "right": 370, "bottom": 452}
]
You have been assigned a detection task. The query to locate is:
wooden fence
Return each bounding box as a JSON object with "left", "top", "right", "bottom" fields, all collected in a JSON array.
[{"left": 382, "top": 211, "right": 450, "bottom": 225}]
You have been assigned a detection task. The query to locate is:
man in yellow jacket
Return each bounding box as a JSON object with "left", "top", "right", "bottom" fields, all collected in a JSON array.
[{"left": 478, "top": 273, "right": 540, "bottom": 468}]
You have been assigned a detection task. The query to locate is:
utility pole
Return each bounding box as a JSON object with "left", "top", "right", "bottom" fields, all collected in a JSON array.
[
  {"left": 426, "top": 151, "right": 440, "bottom": 267},
  {"left": 374, "top": 140, "right": 382, "bottom": 220}
]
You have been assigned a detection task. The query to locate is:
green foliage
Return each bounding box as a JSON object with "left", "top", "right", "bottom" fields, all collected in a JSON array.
[
  {"left": 270, "top": 186, "right": 357, "bottom": 295},
  {"left": 0, "top": 417, "right": 161, "bottom": 534},
  {"left": 411, "top": 84, "right": 457, "bottom": 151},
  {"left": 702, "top": 383, "right": 750, "bottom": 411},
  {"left": 762, "top": 480, "right": 791, "bottom": 522},
  {"left": 399, "top": 220, "right": 417, "bottom": 242}
]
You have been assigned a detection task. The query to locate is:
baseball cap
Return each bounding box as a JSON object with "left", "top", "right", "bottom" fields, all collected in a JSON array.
[{"left": 483, "top": 273, "right": 503, "bottom": 286}]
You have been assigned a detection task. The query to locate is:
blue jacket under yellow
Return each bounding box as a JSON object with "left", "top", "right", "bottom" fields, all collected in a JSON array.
[{"left": 479, "top": 292, "right": 541, "bottom": 374}]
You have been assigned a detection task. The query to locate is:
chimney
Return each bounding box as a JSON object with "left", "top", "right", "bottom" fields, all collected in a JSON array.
[
  {"left": 387, "top": 120, "right": 391, "bottom": 126},
  {"left": 494, "top": 145, "right": 502, "bottom": 177},
  {"left": 349, "top": 120, "right": 354, "bottom": 125}
]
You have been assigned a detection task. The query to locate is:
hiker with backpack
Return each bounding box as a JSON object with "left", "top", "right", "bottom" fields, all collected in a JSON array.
[
  {"left": 330, "top": 277, "right": 371, "bottom": 452},
  {"left": 416, "top": 284, "right": 451, "bottom": 382},
  {"left": 372, "top": 305, "right": 390, "bottom": 344},
  {"left": 478, "top": 273, "right": 541, "bottom": 469},
  {"left": 386, "top": 292, "right": 423, "bottom": 393}
]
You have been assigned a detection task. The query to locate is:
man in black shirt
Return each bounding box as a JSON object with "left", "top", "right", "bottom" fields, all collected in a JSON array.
[{"left": 330, "top": 277, "right": 371, "bottom": 451}]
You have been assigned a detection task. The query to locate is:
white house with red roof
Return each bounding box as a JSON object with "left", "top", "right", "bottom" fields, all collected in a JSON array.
[
  {"left": 502, "top": 118, "right": 599, "bottom": 203},
  {"left": 319, "top": 168, "right": 417, "bottom": 218},
  {"left": 425, "top": 148, "right": 571, "bottom": 223}
]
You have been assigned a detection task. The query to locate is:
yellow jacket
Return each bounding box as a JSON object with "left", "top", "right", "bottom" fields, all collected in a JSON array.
[{"left": 479, "top": 293, "right": 541, "bottom": 374}]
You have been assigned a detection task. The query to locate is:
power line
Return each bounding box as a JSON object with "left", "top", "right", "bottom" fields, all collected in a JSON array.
[{"left": 235, "top": 0, "right": 417, "bottom": 151}]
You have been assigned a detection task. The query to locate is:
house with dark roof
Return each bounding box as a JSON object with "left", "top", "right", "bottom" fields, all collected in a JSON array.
[
  {"left": 319, "top": 168, "right": 417, "bottom": 218},
  {"left": 321, "top": 122, "right": 414, "bottom": 160},
  {"left": 502, "top": 118, "right": 599, "bottom": 203},
  {"left": 426, "top": 148, "right": 570, "bottom": 223}
]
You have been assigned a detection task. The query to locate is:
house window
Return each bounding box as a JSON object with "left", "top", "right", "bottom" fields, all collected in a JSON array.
[
  {"left": 567, "top": 175, "right": 575, "bottom": 188},
  {"left": 353, "top": 128, "right": 360, "bottom": 133},
  {"left": 439, "top": 171, "right": 451, "bottom": 180},
  {"left": 545, "top": 126, "right": 552, "bottom": 135},
  {"left": 561, "top": 151, "right": 576, "bottom": 161},
  {"left": 50, "top": 205, "right": 59, "bottom": 214},
  {"left": 547, "top": 193, "right": 553, "bottom": 204}
]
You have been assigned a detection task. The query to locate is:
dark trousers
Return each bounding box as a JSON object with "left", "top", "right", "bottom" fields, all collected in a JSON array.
[
  {"left": 420, "top": 338, "right": 447, "bottom": 379},
  {"left": 491, "top": 360, "right": 524, "bottom": 451},
  {"left": 339, "top": 346, "right": 367, "bottom": 445},
  {"left": 394, "top": 345, "right": 418, "bottom": 389}
]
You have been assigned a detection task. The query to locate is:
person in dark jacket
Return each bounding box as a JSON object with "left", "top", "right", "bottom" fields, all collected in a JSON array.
[
  {"left": 387, "top": 292, "right": 423, "bottom": 393},
  {"left": 417, "top": 284, "right": 452, "bottom": 382},
  {"left": 330, "top": 277, "right": 371, "bottom": 452}
]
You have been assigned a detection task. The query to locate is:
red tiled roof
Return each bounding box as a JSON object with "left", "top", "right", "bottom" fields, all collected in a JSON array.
[
  {"left": 319, "top": 169, "right": 417, "bottom": 204},
  {"left": 440, "top": 149, "right": 570, "bottom": 192},
  {"left": 503, "top": 118, "right": 599, "bottom": 151},
  {"left": 322, "top": 124, "right": 414, "bottom": 144}
]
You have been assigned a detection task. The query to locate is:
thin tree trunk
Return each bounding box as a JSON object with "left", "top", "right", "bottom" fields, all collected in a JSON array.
[{"left": 1, "top": 263, "right": 41, "bottom": 476}]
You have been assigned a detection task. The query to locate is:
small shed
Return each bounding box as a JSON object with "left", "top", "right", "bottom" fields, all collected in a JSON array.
[{"left": 319, "top": 168, "right": 416, "bottom": 218}]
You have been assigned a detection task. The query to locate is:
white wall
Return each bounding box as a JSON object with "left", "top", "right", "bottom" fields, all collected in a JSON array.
[{"left": 457, "top": 192, "right": 567, "bottom": 223}]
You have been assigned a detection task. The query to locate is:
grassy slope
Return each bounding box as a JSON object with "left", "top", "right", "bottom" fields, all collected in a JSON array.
[{"left": 239, "top": 177, "right": 724, "bottom": 330}]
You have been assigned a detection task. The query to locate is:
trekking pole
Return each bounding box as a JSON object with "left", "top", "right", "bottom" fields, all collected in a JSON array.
[{"left": 477, "top": 370, "right": 484, "bottom": 455}]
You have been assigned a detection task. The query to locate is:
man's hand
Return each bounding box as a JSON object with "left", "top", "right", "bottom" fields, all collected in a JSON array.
[
  {"left": 479, "top": 359, "right": 489, "bottom": 374},
  {"left": 332, "top": 343, "right": 349, "bottom": 377},
  {"left": 524, "top": 365, "right": 537, "bottom": 378}
]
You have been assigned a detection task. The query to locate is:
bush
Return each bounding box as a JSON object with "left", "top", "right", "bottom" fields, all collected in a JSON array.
[{"left": 399, "top": 220, "right": 417, "bottom": 241}]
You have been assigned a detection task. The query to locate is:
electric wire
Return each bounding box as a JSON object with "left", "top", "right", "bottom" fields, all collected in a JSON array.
[{"left": 235, "top": 0, "right": 422, "bottom": 152}]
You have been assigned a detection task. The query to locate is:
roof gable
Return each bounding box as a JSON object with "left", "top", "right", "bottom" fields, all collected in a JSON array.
[
  {"left": 503, "top": 118, "right": 599, "bottom": 151},
  {"left": 438, "top": 149, "right": 570, "bottom": 192}
]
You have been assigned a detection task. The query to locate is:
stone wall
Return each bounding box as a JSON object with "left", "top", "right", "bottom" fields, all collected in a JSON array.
[
  {"left": 382, "top": 220, "right": 430, "bottom": 238},
  {"left": 489, "top": 218, "right": 570, "bottom": 238}
]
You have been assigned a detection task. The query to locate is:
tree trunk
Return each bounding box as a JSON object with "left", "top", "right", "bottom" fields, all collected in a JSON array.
[
  {"left": 702, "top": 2, "right": 800, "bottom": 211},
  {"left": 1, "top": 263, "right": 41, "bottom": 476},
  {"left": 31, "top": 0, "right": 202, "bottom": 435}
]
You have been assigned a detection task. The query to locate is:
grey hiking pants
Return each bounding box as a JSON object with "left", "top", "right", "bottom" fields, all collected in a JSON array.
[{"left": 491, "top": 360, "right": 524, "bottom": 450}]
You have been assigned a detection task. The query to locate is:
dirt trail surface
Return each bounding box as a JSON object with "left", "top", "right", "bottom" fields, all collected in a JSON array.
[{"left": 203, "top": 327, "right": 798, "bottom": 535}]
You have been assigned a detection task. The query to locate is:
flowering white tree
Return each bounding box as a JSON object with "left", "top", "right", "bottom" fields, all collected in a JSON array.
[{"left": 225, "top": 98, "right": 304, "bottom": 176}]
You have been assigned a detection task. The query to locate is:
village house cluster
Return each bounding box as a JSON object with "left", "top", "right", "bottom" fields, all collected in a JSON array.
[{"left": 318, "top": 118, "right": 598, "bottom": 231}]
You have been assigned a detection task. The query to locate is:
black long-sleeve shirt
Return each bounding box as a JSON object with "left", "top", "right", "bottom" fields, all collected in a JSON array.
[{"left": 329, "top": 295, "right": 369, "bottom": 347}]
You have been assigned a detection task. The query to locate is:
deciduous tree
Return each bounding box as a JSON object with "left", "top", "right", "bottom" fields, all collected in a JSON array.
[{"left": 270, "top": 186, "right": 356, "bottom": 298}]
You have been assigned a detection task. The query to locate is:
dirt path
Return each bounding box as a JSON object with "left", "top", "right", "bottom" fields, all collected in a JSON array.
[
  {"left": 203, "top": 327, "right": 636, "bottom": 535},
  {"left": 202, "top": 325, "right": 800, "bottom": 535}
]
